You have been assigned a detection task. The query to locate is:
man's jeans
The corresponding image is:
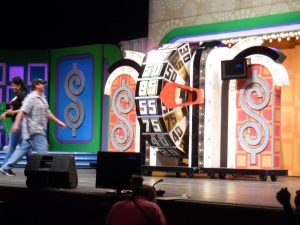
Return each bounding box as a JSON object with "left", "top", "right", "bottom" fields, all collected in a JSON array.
[
  {"left": 1, "top": 133, "right": 48, "bottom": 170},
  {"left": 2, "top": 123, "right": 22, "bottom": 165}
]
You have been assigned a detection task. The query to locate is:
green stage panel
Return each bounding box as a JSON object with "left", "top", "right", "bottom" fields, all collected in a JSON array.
[{"left": 49, "top": 44, "right": 122, "bottom": 152}]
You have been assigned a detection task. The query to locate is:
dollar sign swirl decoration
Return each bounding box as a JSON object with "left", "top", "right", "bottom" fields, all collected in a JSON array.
[
  {"left": 238, "top": 69, "right": 270, "bottom": 164},
  {"left": 111, "top": 78, "right": 134, "bottom": 151},
  {"left": 64, "top": 63, "right": 85, "bottom": 137}
]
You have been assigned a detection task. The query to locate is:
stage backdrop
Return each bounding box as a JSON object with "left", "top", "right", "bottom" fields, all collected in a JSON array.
[
  {"left": 0, "top": 50, "right": 49, "bottom": 149},
  {"left": 49, "top": 44, "right": 122, "bottom": 152}
]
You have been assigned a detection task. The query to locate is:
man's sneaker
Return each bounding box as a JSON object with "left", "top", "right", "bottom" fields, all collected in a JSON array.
[{"left": 0, "top": 168, "right": 16, "bottom": 176}]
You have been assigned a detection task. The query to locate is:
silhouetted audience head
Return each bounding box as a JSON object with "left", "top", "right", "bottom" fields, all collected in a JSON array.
[
  {"left": 105, "top": 175, "right": 168, "bottom": 225},
  {"left": 276, "top": 187, "right": 300, "bottom": 225},
  {"left": 295, "top": 190, "right": 300, "bottom": 209},
  {"left": 276, "top": 187, "right": 291, "bottom": 207},
  {"left": 130, "top": 175, "right": 157, "bottom": 202}
]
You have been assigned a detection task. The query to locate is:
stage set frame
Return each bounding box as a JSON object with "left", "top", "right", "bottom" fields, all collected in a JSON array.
[{"left": 105, "top": 11, "right": 300, "bottom": 180}]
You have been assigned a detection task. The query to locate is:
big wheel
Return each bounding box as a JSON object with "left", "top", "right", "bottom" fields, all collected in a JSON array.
[{"left": 136, "top": 43, "right": 200, "bottom": 157}]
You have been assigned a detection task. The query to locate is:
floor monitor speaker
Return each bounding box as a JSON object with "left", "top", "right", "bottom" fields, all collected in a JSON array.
[{"left": 24, "top": 154, "right": 78, "bottom": 189}]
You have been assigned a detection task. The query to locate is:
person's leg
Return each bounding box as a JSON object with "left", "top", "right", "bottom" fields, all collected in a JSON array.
[
  {"left": 30, "top": 134, "right": 48, "bottom": 154},
  {"left": 2, "top": 123, "right": 22, "bottom": 164},
  {"left": 25, "top": 148, "right": 32, "bottom": 159},
  {"left": 1, "top": 139, "right": 31, "bottom": 170}
]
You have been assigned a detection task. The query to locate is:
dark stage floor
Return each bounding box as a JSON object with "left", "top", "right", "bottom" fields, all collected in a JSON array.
[
  {"left": 0, "top": 168, "right": 298, "bottom": 225},
  {"left": 0, "top": 168, "right": 298, "bottom": 207}
]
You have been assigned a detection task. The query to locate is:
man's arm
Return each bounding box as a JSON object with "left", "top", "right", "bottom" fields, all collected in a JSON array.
[
  {"left": 48, "top": 112, "right": 66, "bottom": 128},
  {"left": 12, "top": 111, "right": 24, "bottom": 133}
]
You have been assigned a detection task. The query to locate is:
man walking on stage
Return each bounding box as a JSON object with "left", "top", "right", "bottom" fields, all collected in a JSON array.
[{"left": 0, "top": 78, "right": 66, "bottom": 176}]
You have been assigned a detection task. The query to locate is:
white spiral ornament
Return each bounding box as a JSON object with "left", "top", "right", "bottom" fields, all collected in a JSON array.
[
  {"left": 110, "top": 78, "right": 135, "bottom": 151},
  {"left": 64, "top": 63, "right": 85, "bottom": 137},
  {"left": 238, "top": 69, "right": 270, "bottom": 164}
]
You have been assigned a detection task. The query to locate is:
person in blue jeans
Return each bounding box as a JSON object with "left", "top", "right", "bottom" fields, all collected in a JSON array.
[
  {"left": 0, "top": 78, "right": 66, "bottom": 176},
  {"left": 0, "top": 77, "right": 28, "bottom": 174}
]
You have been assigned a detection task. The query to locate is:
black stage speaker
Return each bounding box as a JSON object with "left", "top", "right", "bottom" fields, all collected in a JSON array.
[{"left": 24, "top": 154, "right": 78, "bottom": 189}]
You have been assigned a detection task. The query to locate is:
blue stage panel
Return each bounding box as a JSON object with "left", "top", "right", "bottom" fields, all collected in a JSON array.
[{"left": 56, "top": 55, "right": 94, "bottom": 143}]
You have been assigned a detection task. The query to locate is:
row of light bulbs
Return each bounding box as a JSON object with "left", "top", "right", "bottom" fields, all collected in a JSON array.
[{"left": 222, "top": 30, "right": 300, "bottom": 46}]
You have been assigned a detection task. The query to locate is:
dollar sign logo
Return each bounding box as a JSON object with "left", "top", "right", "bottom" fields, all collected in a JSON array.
[
  {"left": 64, "top": 63, "right": 85, "bottom": 137},
  {"left": 238, "top": 69, "right": 270, "bottom": 164},
  {"left": 111, "top": 78, "right": 134, "bottom": 151}
]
